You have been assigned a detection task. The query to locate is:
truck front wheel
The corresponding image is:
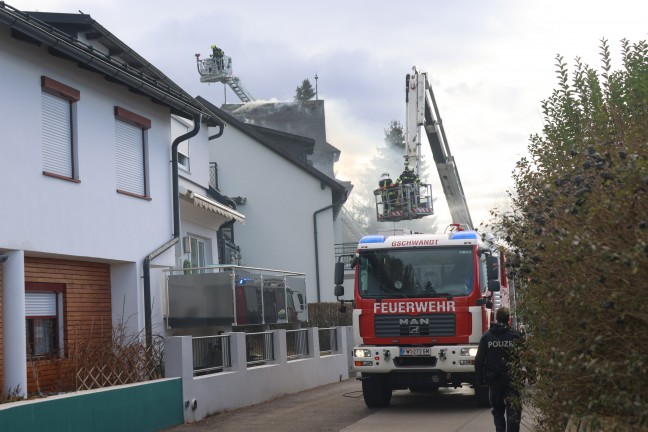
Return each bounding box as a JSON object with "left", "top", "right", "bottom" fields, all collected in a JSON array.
[{"left": 362, "top": 375, "right": 392, "bottom": 408}]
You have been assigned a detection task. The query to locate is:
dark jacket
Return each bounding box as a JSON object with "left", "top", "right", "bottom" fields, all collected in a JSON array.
[
  {"left": 396, "top": 170, "right": 419, "bottom": 185},
  {"left": 378, "top": 178, "right": 393, "bottom": 188},
  {"left": 475, "top": 322, "right": 521, "bottom": 385}
]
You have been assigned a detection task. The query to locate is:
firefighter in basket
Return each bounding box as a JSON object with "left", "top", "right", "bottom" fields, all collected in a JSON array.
[
  {"left": 211, "top": 44, "right": 225, "bottom": 69},
  {"left": 378, "top": 173, "right": 397, "bottom": 214},
  {"left": 395, "top": 167, "right": 420, "bottom": 210}
]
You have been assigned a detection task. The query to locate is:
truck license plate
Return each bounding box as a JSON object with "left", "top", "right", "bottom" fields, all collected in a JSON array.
[{"left": 399, "top": 347, "right": 431, "bottom": 356}]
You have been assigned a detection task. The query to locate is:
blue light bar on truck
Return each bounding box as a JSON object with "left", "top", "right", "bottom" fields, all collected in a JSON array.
[
  {"left": 450, "top": 231, "right": 479, "bottom": 240},
  {"left": 359, "top": 235, "right": 386, "bottom": 244}
]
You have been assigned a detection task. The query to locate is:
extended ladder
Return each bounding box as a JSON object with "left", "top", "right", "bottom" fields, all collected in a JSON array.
[{"left": 196, "top": 54, "right": 255, "bottom": 103}]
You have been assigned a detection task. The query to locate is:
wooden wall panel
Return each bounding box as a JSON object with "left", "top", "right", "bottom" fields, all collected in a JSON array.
[{"left": 23, "top": 257, "right": 113, "bottom": 394}]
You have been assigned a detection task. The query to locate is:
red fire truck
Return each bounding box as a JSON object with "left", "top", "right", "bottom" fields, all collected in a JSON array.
[{"left": 334, "top": 67, "right": 506, "bottom": 407}]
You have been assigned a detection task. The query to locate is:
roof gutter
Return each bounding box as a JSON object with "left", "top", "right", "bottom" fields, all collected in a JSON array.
[
  {"left": 0, "top": 4, "right": 216, "bottom": 121},
  {"left": 313, "top": 191, "right": 348, "bottom": 302},
  {"left": 142, "top": 114, "right": 201, "bottom": 346}
]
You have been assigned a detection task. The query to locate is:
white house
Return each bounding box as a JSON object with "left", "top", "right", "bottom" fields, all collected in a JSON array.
[
  {"left": 0, "top": 5, "right": 238, "bottom": 397},
  {"left": 198, "top": 98, "right": 349, "bottom": 305}
]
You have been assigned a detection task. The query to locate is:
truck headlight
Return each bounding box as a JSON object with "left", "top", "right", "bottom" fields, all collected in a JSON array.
[
  {"left": 460, "top": 347, "right": 478, "bottom": 357},
  {"left": 353, "top": 348, "right": 372, "bottom": 358}
]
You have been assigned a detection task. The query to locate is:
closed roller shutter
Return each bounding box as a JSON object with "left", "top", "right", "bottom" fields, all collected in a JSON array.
[
  {"left": 26, "top": 291, "right": 57, "bottom": 317},
  {"left": 42, "top": 91, "right": 72, "bottom": 177},
  {"left": 115, "top": 119, "right": 145, "bottom": 196}
]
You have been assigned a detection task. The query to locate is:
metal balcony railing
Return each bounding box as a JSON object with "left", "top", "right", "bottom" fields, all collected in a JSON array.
[
  {"left": 334, "top": 243, "right": 357, "bottom": 270},
  {"left": 209, "top": 162, "right": 218, "bottom": 190},
  {"left": 164, "top": 265, "right": 307, "bottom": 328}
]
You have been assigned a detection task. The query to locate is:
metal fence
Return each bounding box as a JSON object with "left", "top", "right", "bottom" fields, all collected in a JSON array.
[
  {"left": 318, "top": 327, "right": 338, "bottom": 356},
  {"left": 192, "top": 335, "right": 231, "bottom": 376},
  {"left": 286, "top": 329, "right": 309, "bottom": 360},
  {"left": 246, "top": 331, "right": 274, "bottom": 367},
  {"left": 190, "top": 328, "right": 339, "bottom": 375},
  {"left": 334, "top": 243, "right": 357, "bottom": 270}
]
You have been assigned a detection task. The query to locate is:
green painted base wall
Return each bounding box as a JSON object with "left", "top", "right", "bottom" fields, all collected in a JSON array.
[{"left": 0, "top": 378, "right": 183, "bottom": 432}]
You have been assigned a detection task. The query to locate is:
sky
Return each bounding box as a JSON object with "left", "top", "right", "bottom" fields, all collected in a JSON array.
[{"left": 9, "top": 0, "right": 648, "bottom": 229}]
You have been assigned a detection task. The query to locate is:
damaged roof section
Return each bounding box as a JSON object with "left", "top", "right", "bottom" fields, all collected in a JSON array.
[{"left": 221, "top": 100, "right": 341, "bottom": 177}]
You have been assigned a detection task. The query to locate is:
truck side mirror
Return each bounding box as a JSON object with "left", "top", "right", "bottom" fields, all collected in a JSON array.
[
  {"left": 334, "top": 261, "right": 345, "bottom": 285},
  {"left": 297, "top": 293, "right": 304, "bottom": 310},
  {"left": 334, "top": 284, "right": 344, "bottom": 297},
  {"left": 487, "top": 256, "right": 499, "bottom": 280},
  {"left": 488, "top": 280, "right": 500, "bottom": 292}
]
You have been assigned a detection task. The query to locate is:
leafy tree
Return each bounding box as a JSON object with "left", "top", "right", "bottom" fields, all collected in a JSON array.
[
  {"left": 345, "top": 120, "right": 438, "bottom": 236},
  {"left": 294, "top": 79, "right": 316, "bottom": 101},
  {"left": 491, "top": 39, "right": 648, "bottom": 431},
  {"left": 384, "top": 120, "right": 406, "bottom": 150}
]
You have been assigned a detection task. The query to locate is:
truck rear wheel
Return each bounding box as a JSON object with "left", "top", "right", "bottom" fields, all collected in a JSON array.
[{"left": 362, "top": 375, "right": 392, "bottom": 408}]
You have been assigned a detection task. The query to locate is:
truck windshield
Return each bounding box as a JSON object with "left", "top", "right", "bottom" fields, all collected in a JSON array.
[{"left": 357, "top": 246, "right": 474, "bottom": 299}]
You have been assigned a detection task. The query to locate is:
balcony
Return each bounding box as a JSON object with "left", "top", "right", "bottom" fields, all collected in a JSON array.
[{"left": 164, "top": 265, "right": 307, "bottom": 332}]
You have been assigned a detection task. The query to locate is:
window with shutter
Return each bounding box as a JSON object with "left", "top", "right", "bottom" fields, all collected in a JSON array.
[
  {"left": 115, "top": 119, "right": 146, "bottom": 196},
  {"left": 114, "top": 107, "right": 151, "bottom": 199},
  {"left": 41, "top": 76, "right": 80, "bottom": 182},
  {"left": 171, "top": 116, "right": 191, "bottom": 171},
  {"left": 25, "top": 283, "right": 65, "bottom": 358}
]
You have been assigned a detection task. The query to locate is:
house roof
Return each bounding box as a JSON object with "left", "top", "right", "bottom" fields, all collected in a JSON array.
[
  {"left": 221, "top": 100, "right": 340, "bottom": 175},
  {"left": 196, "top": 96, "right": 348, "bottom": 201},
  {"left": 0, "top": 4, "right": 222, "bottom": 126},
  {"left": 249, "top": 124, "right": 315, "bottom": 162}
]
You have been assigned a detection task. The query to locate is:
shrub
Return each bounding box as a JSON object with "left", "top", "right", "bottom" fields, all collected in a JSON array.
[
  {"left": 492, "top": 38, "right": 648, "bottom": 431},
  {"left": 305, "top": 302, "right": 352, "bottom": 328}
]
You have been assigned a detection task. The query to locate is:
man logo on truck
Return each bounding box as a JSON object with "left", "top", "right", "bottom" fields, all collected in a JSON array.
[
  {"left": 399, "top": 318, "right": 429, "bottom": 326},
  {"left": 400, "top": 318, "right": 429, "bottom": 335}
]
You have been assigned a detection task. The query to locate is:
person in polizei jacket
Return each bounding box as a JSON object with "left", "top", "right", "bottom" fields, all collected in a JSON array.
[{"left": 475, "top": 307, "right": 522, "bottom": 432}]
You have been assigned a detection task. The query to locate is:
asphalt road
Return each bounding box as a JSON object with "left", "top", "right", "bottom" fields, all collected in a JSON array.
[{"left": 161, "top": 378, "right": 537, "bottom": 432}]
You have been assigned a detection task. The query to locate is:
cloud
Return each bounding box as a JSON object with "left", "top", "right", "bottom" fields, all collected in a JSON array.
[{"left": 9, "top": 0, "right": 648, "bottom": 231}]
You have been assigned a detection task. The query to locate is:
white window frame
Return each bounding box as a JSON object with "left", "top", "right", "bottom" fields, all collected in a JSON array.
[
  {"left": 190, "top": 236, "right": 207, "bottom": 269},
  {"left": 41, "top": 76, "right": 80, "bottom": 182},
  {"left": 25, "top": 283, "right": 65, "bottom": 358},
  {"left": 171, "top": 115, "right": 192, "bottom": 172},
  {"left": 114, "top": 107, "right": 151, "bottom": 199}
]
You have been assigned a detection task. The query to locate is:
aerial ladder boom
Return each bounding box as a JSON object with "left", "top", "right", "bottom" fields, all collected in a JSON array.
[
  {"left": 196, "top": 53, "right": 255, "bottom": 103},
  {"left": 406, "top": 67, "right": 473, "bottom": 230}
]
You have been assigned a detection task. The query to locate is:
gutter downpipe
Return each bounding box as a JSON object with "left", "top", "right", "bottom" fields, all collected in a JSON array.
[
  {"left": 142, "top": 114, "right": 201, "bottom": 346},
  {"left": 209, "top": 124, "right": 225, "bottom": 141},
  {"left": 313, "top": 190, "right": 348, "bottom": 302}
]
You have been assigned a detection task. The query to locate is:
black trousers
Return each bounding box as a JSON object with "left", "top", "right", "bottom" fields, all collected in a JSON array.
[{"left": 488, "top": 381, "right": 521, "bottom": 432}]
